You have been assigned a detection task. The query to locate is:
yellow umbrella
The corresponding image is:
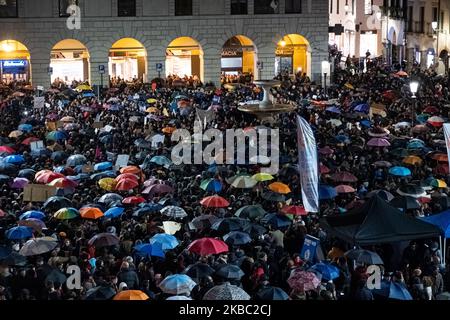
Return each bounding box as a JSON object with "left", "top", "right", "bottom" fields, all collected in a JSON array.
[
  {"left": 252, "top": 173, "right": 274, "bottom": 182},
  {"left": 403, "top": 155, "right": 422, "bottom": 166},
  {"left": 146, "top": 107, "right": 158, "bottom": 113},
  {"left": 268, "top": 182, "right": 291, "bottom": 194},
  {"left": 9, "top": 130, "right": 23, "bottom": 138},
  {"left": 98, "top": 178, "right": 117, "bottom": 191},
  {"left": 344, "top": 83, "right": 354, "bottom": 90},
  {"left": 75, "top": 84, "right": 92, "bottom": 91},
  {"left": 147, "top": 98, "right": 158, "bottom": 104}
]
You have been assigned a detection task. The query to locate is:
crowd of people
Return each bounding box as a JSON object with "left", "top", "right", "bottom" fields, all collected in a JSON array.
[{"left": 0, "top": 59, "right": 450, "bottom": 301}]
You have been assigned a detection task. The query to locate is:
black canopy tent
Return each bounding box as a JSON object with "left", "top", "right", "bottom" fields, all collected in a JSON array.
[{"left": 320, "top": 195, "right": 441, "bottom": 246}]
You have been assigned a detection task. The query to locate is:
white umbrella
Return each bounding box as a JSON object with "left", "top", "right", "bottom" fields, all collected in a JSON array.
[{"left": 19, "top": 237, "right": 58, "bottom": 256}]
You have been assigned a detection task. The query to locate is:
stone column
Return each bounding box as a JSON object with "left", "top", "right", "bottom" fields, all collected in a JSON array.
[
  {"left": 89, "top": 51, "right": 110, "bottom": 88},
  {"left": 203, "top": 48, "right": 222, "bottom": 86},
  {"left": 420, "top": 50, "right": 428, "bottom": 69},
  {"left": 30, "top": 57, "right": 51, "bottom": 88},
  {"left": 147, "top": 48, "right": 167, "bottom": 80}
]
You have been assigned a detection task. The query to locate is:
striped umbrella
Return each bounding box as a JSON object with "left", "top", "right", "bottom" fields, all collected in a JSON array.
[
  {"left": 161, "top": 206, "right": 187, "bottom": 218},
  {"left": 54, "top": 208, "right": 79, "bottom": 220}
]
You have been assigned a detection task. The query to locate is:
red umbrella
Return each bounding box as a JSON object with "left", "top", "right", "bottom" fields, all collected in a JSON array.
[
  {"left": 318, "top": 146, "right": 334, "bottom": 155},
  {"left": 200, "top": 195, "right": 230, "bottom": 208},
  {"left": 418, "top": 197, "right": 431, "bottom": 204},
  {"left": 423, "top": 106, "right": 439, "bottom": 114},
  {"left": 382, "top": 90, "right": 396, "bottom": 101},
  {"left": 367, "top": 138, "right": 391, "bottom": 147},
  {"left": 21, "top": 137, "right": 40, "bottom": 145},
  {"left": 320, "top": 164, "right": 330, "bottom": 174},
  {"left": 281, "top": 205, "right": 307, "bottom": 216},
  {"left": 115, "top": 173, "right": 139, "bottom": 182},
  {"left": 335, "top": 185, "right": 356, "bottom": 193},
  {"left": 0, "top": 146, "right": 15, "bottom": 154},
  {"left": 48, "top": 177, "right": 78, "bottom": 189},
  {"left": 411, "top": 124, "right": 429, "bottom": 134},
  {"left": 116, "top": 178, "right": 139, "bottom": 191},
  {"left": 287, "top": 270, "right": 321, "bottom": 292},
  {"left": 427, "top": 116, "right": 445, "bottom": 127},
  {"left": 187, "top": 238, "right": 229, "bottom": 256},
  {"left": 330, "top": 172, "right": 358, "bottom": 183},
  {"left": 430, "top": 153, "right": 448, "bottom": 162},
  {"left": 122, "top": 196, "right": 146, "bottom": 205},
  {"left": 35, "top": 172, "right": 65, "bottom": 184}
]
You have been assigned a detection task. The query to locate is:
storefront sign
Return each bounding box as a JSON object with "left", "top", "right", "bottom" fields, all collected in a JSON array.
[
  {"left": 276, "top": 47, "right": 294, "bottom": 56},
  {"left": 3, "top": 60, "right": 26, "bottom": 67},
  {"left": 222, "top": 48, "right": 243, "bottom": 57}
]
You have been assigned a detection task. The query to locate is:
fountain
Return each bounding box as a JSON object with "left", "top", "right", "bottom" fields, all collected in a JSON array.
[{"left": 238, "top": 80, "right": 295, "bottom": 122}]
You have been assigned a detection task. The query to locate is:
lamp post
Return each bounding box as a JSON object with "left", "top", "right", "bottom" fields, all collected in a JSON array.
[
  {"left": 410, "top": 81, "right": 419, "bottom": 125},
  {"left": 432, "top": 21, "right": 440, "bottom": 67},
  {"left": 322, "top": 60, "right": 330, "bottom": 96}
]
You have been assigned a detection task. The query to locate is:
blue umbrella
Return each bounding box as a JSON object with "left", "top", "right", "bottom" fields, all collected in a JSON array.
[
  {"left": 5, "top": 226, "right": 33, "bottom": 240},
  {"left": 200, "top": 178, "right": 223, "bottom": 192},
  {"left": 325, "top": 106, "right": 341, "bottom": 114},
  {"left": 18, "top": 124, "right": 33, "bottom": 132},
  {"left": 256, "top": 287, "right": 289, "bottom": 300},
  {"left": 150, "top": 233, "right": 179, "bottom": 250},
  {"left": 51, "top": 151, "right": 68, "bottom": 162},
  {"left": 223, "top": 231, "right": 252, "bottom": 245},
  {"left": 66, "top": 154, "right": 87, "bottom": 166},
  {"left": 407, "top": 140, "right": 425, "bottom": 150},
  {"left": 82, "top": 92, "right": 95, "bottom": 98},
  {"left": 159, "top": 274, "right": 196, "bottom": 295},
  {"left": 94, "top": 162, "right": 113, "bottom": 171},
  {"left": 319, "top": 185, "right": 338, "bottom": 200},
  {"left": 4, "top": 155, "right": 25, "bottom": 165},
  {"left": 104, "top": 207, "right": 125, "bottom": 219},
  {"left": 372, "top": 281, "right": 413, "bottom": 300},
  {"left": 0, "top": 162, "right": 17, "bottom": 174},
  {"left": 46, "top": 131, "right": 68, "bottom": 141},
  {"left": 354, "top": 103, "right": 369, "bottom": 113},
  {"left": 133, "top": 203, "right": 163, "bottom": 217},
  {"left": 309, "top": 262, "right": 340, "bottom": 281},
  {"left": 134, "top": 243, "right": 165, "bottom": 258},
  {"left": 335, "top": 134, "right": 351, "bottom": 143},
  {"left": 360, "top": 119, "right": 372, "bottom": 128},
  {"left": 422, "top": 209, "right": 450, "bottom": 238},
  {"left": 19, "top": 210, "right": 45, "bottom": 220},
  {"left": 149, "top": 155, "right": 172, "bottom": 167},
  {"left": 389, "top": 166, "right": 411, "bottom": 177}
]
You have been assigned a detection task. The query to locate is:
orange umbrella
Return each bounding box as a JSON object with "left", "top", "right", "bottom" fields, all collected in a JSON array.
[
  {"left": 268, "top": 182, "right": 291, "bottom": 194},
  {"left": 430, "top": 153, "right": 448, "bottom": 162},
  {"left": 113, "top": 290, "right": 149, "bottom": 301},
  {"left": 162, "top": 127, "right": 176, "bottom": 134},
  {"left": 116, "top": 178, "right": 139, "bottom": 191},
  {"left": 115, "top": 173, "right": 139, "bottom": 182},
  {"left": 120, "top": 166, "right": 141, "bottom": 175},
  {"left": 79, "top": 207, "right": 104, "bottom": 220}
]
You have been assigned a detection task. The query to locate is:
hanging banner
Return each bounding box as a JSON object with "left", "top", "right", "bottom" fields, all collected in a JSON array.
[
  {"left": 444, "top": 124, "right": 450, "bottom": 173},
  {"left": 296, "top": 115, "right": 319, "bottom": 213},
  {"left": 300, "top": 234, "right": 320, "bottom": 263}
]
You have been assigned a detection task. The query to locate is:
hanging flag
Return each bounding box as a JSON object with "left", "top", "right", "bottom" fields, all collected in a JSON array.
[
  {"left": 296, "top": 115, "right": 319, "bottom": 212},
  {"left": 300, "top": 234, "right": 320, "bottom": 262},
  {"left": 444, "top": 124, "right": 450, "bottom": 173}
]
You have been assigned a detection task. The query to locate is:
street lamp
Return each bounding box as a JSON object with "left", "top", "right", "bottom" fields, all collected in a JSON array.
[
  {"left": 322, "top": 60, "right": 330, "bottom": 94},
  {"left": 410, "top": 81, "right": 419, "bottom": 124}
]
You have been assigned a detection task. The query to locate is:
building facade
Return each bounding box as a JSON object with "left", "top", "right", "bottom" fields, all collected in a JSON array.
[{"left": 0, "top": 0, "right": 329, "bottom": 88}]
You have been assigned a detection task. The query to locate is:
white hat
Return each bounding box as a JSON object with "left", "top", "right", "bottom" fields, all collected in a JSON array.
[{"left": 119, "top": 282, "right": 128, "bottom": 291}]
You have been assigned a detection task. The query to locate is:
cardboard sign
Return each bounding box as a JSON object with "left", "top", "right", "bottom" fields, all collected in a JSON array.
[
  {"left": 163, "top": 221, "right": 181, "bottom": 235},
  {"left": 23, "top": 184, "right": 57, "bottom": 202},
  {"left": 30, "top": 140, "right": 44, "bottom": 152},
  {"left": 115, "top": 154, "right": 129, "bottom": 169},
  {"left": 93, "top": 121, "right": 104, "bottom": 129},
  {"left": 34, "top": 96, "right": 45, "bottom": 109}
]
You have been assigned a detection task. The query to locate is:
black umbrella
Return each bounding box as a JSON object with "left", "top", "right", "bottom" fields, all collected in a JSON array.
[
  {"left": 134, "top": 138, "right": 152, "bottom": 149},
  {"left": 0, "top": 252, "right": 27, "bottom": 266},
  {"left": 90, "top": 171, "right": 116, "bottom": 181},
  {"left": 345, "top": 249, "right": 384, "bottom": 265},
  {"left": 436, "top": 196, "right": 450, "bottom": 210},
  {"left": 99, "top": 134, "right": 113, "bottom": 144},
  {"left": 223, "top": 231, "right": 252, "bottom": 245},
  {"left": 190, "top": 215, "right": 220, "bottom": 229},
  {"left": 260, "top": 213, "right": 292, "bottom": 229},
  {"left": 42, "top": 196, "right": 73, "bottom": 211},
  {"left": 45, "top": 269, "right": 67, "bottom": 285},
  {"left": 215, "top": 264, "right": 245, "bottom": 280},
  {"left": 262, "top": 191, "right": 286, "bottom": 202},
  {"left": 396, "top": 184, "right": 426, "bottom": 198},
  {"left": 84, "top": 286, "right": 116, "bottom": 300},
  {"left": 0, "top": 174, "right": 11, "bottom": 184},
  {"left": 256, "top": 286, "right": 289, "bottom": 300},
  {"left": 51, "top": 151, "right": 68, "bottom": 162},
  {"left": 0, "top": 163, "right": 17, "bottom": 175},
  {"left": 211, "top": 218, "right": 250, "bottom": 234},
  {"left": 88, "top": 233, "right": 120, "bottom": 248},
  {"left": 0, "top": 246, "right": 12, "bottom": 259},
  {"left": 184, "top": 263, "right": 215, "bottom": 282},
  {"left": 234, "top": 205, "right": 266, "bottom": 219},
  {"left": 242, "top": 223, "right": 267, "bottom": 238},
  {"left": 18, "top": 169, "right": 36, "bottom": 180},
  {"left": 389, "top": 196, "right": 420, "bottom": 210}
]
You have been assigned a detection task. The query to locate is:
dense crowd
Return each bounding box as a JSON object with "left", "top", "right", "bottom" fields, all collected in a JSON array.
[{"left": 1, "top": 59, "right": 450, "bottom": 301}]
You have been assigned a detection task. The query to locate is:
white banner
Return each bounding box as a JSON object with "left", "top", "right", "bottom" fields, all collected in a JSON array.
[
  {"left": 444, "top": 124, "right": 450, "bottom": 174},
  {"left": 296, "top": 115, "right": 319, "bottom": 213}
]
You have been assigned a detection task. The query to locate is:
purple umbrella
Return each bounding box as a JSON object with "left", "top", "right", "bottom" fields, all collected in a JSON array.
[
  {"left": 142, "top": 183, "right": 174, "bottom": 195},
  {"left": 10, "top": 177, "right": 29, "bottom": 189},
  {"left": 367, "top": 138, "right": 391, "bottom": 147}
]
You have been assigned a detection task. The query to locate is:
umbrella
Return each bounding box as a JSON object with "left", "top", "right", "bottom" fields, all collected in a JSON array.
[
  {"left": 0, "top": 252, "right": 27, "bottom": 266},
  {"left": 19, "top": 237, "right": 58, "bottom": 256},
  {"left": 190, "top": 215, "right": 220, "bottom": 229},
  {"left": 18, "top": 218, "right": 46, "bottom": 233},
  {"left": 42, "top": 196, "right": 73, "bottom": 211},
  {"left": 262, "top": 191, "right": 286, "bottom": 202},
  {"left": 150, "top": 233, "right": 179, "bottom": 250},
  {"left": 389, "top": 166, "right": 411, "bottom": 177},
  {"left": 18, "top": 169, "right": 36, "bottom": 180},
  {"left": 215, "top": 264, "right": 245, "bottom": 280},
  {"left": 116, "top": 178, "right": 139, "bottom": 191},
  {"left": 46, "top": 131, "right": 67, "bottom": 141},
  {"left": 18, "top": 124, "right": 33, "bottom": 132},
  {"left": 403, "top": 155, "right": 422, "bottom": 166},
  {"left": 35, "top": 171, "right": 64, "bottom": 184},
  {"left": 188, "top": 237, "right": 229, "bottom": 255},
  {"left": 143, "top": 183, "right": 174, "bottom": 195},
  {"left": 200, "top": 195, "right": 230, "bottom": 208},
  {"left": 120, "top": 166, "right": 141, "bottom": 175},
  {"left": 268, "top": 182, "right": 291, "bottom": 194},
  {"left": 287, "top": 270, "right": 321, "bottom": 292},
  {"left": 104, "top": 207, "right": 124, "bottom": 219},
  {"left": 115, "top": 173, "right": 139, "bottom": 182},
  {"left": 372, "top": 281, "right": 413, "bottom": 300},
  {"left": 6, "top": 226, "right": 33, "bottom": 240},
  {"left": 19, "top": 210, "right": 45, "bottom": 220},
  {"left": 54, "top": 207, "right": 79, "bottom": 220},
  {"left": 184, "top": 263, "right": 215, "bottom": 282},
  {"left": 45, "top": 268, "right": 67, "bottom": 285},
  {"left": 229, "top": 175, "right": 257, "bottom": 189},
  {"left": 241, "top": 223, "right": 267, "bottom": 238},
  {"left": 397, "top": 184, "right": 426, "bottom": 198},
  {"left": 80, "top": 207, "right": 104, "bottom": 219},
  {"left": 335, "top": 185, "right": 356, "bottom": 194},
  {"left": 133, "top": 203, "right": 164, "bottom": 217},
  {"left": 212, "top": 218, "right": 250, "bottom": 234},
  {"left": 389, "top": 196, "right": 420, "bottom": 210},
  {"left": 166, "top": 296, "right": 192, "bottom": 300},
  {"left": 94, "top": 162, "right": 113, "bottom": 171},
  {"left": 203, "top": 283, "right": 250, "bottom": 300},
  {"left": 319, "top": 185, "right": 338, "bottom": 200},
  {"left": 134, "top": 243, "right": 165, "bottom": 258},
  {"left": 427, "top": 116, "right": 445, "bottom": 127},
  {"left": 122, "top": 196, "right": 145, "bottom": 205},
  {"left": 318, "top": 146, "right": 334, "bottom": 155},
  {"left": 9, "top": 130, "right": 23, "bottom": 138},
  {"left": 367, "top": 138, "right": 391, "bottom": 147},
  {"left": 223, "top": 231, "right": 252, "bottom": 245},
  {"left": 75, "top": 84, "right": 92, "bottom": 91},
  {"left": 66, "top": 154, "right": 87, "bottom": 166},
  {"left": 85, "top": 286, "right": 117, "bottom": 300},
  {"left": 373, "top": 161, "right": 392, "bottom": 168},
  {"left": 281, "top": 205, "right": 307, "bottom": 215},
  {"left": 261, "top": 213, "right": 292, "bottom": 229},
  {"left": 428, "top": 178, "right": 447, "bottom": 188},
  {"left": 48, "top": 177, "right": 78, "bottom": 189},
  {"left": 113, "top": 290, "right": 149, "bottom": 301},
  {"left": 88, "top": 233, "right": 120, "bottom": 248},
  {"left": 407, "top": 140, "right": 425, "bottom": 150},
  {"left": 98, "top": 178, "right": 117, "bottom": 191},
  {"left": 98, "top": 193, "right": 123, "bottom": 205},
  {"left": 0, "top": 146, "right": 15, "bottom": 154},
  {"left": 159, "top": 275, "right": 196, "bottom": 298},
  {"left": 330, "top": 171, "right": 358, "bottom": 183},
  {"left": 345, "top": 249, "right": 384, "bottom": 265},
  {"left": 200, "top": 178, "right": 223, "bottom": 192},
  {"left": 252, "top": 173, "right": 274, "bottom": 182},
  {"left": 4, "top": 155, "right": 24, "bottom": 165},
  {"left": 149, "top": 155, "right": 172, "bottom": 168},
  {"left": 235, "top": 205, "right": 266, "bottom": 219},
  {"left": 309, "top": 262, "right": 340, "bottom": 281},
  {"left": 430, "top": 153, "right": 448, "bottom": 162},
  {"left": 160, "top": 205, "right": 187, "bottom": 218},
  {"left": 366, "top": 189, "right": 394, "bottom": 201},
  {"left": 256, "top": 287, "right": 289, "bottom": 300}
]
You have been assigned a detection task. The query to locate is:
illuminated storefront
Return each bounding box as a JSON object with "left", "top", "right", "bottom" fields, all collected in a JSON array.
[
  {"left": 166, "top": 37, "right": 203, "bottom": 81},
  {"left": 221, "top": 35, "right": 257, "bottom": 76},
  {"left": 275, "top": 34, "right": 310, "bottom": 77},
  {"left": 50, "top": 39, "right": 90, "bottom": 84},
  {"left": 109, "top": 38, "right": 147, "bottom": 82},
  {"left": 0, "top": 40, "right": 31, "bottom": 83}
]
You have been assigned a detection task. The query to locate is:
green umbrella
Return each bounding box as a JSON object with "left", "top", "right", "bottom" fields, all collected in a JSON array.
[{"left": 54, "top": 207, "right": 79, "bottom": 220}]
